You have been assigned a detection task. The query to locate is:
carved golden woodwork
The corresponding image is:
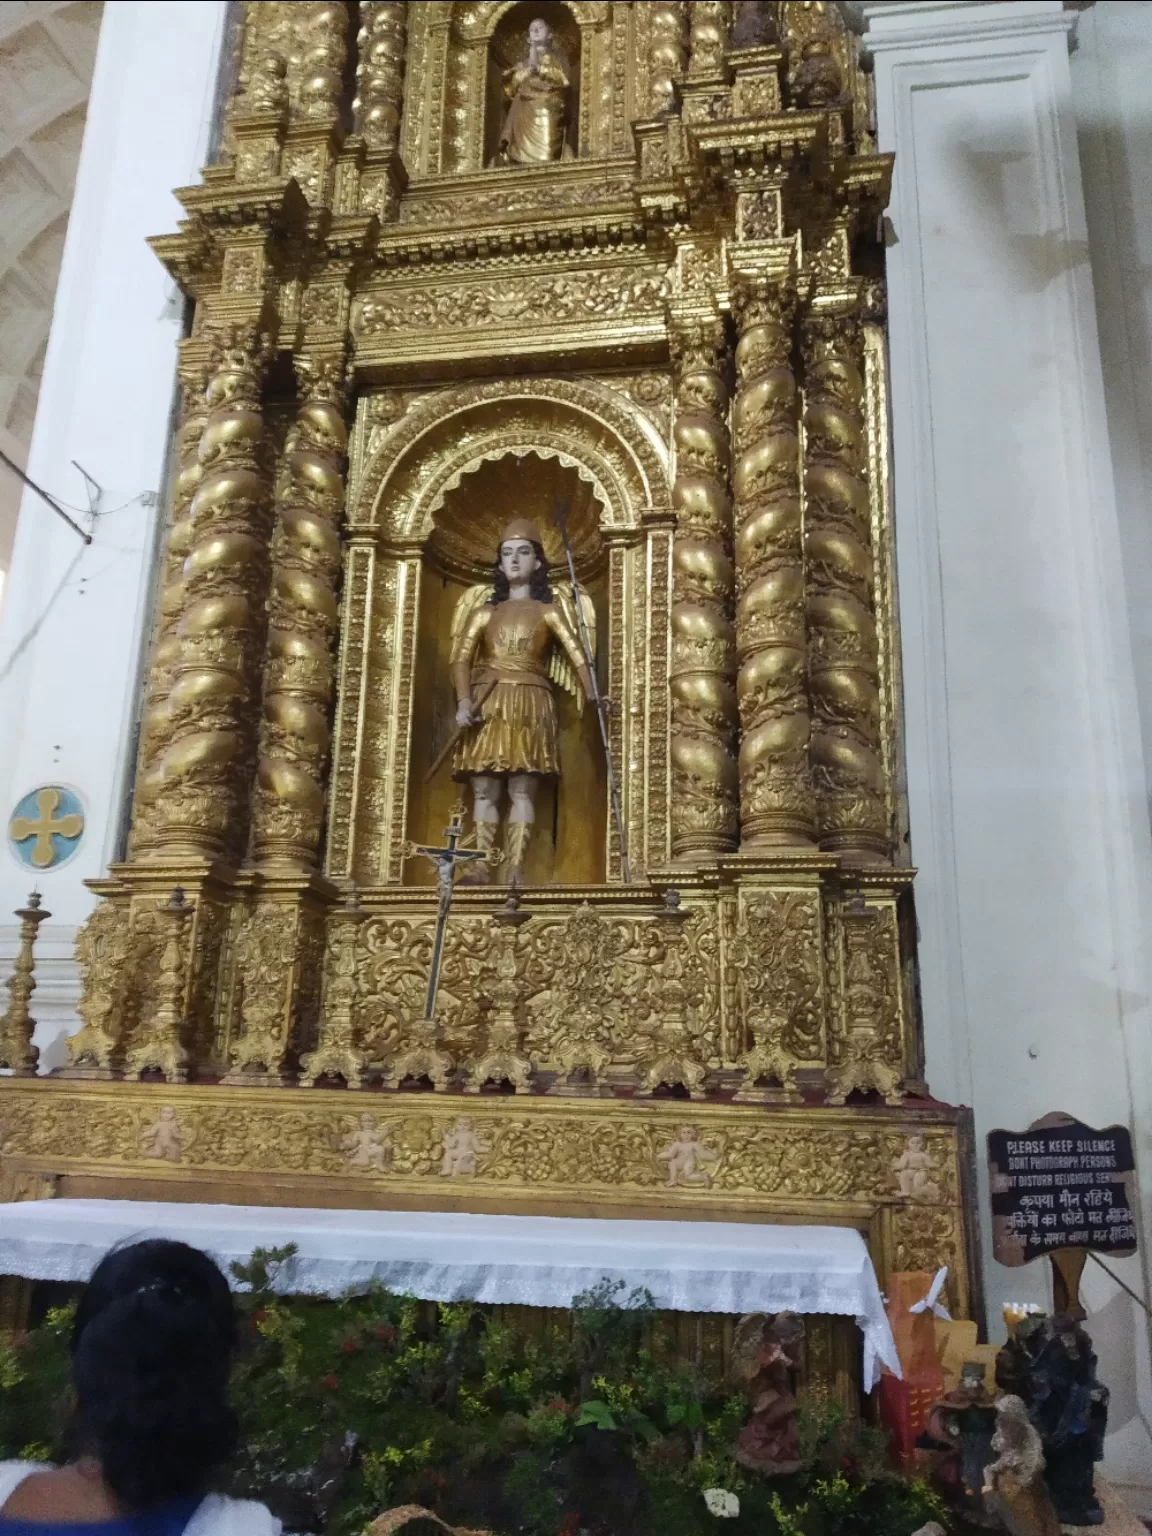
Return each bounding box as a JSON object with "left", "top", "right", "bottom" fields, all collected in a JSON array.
[
  {"left": 668, "top": 303, "right": 739, "bottom": 859},
  {"left": 646, "top": 2, "right": 686, "bottom": 118},
  {"left": 803, "top": 313, "right": 889, "bottom": 861},
  {"left": 688, "top": 1, "right": 730, "bottom": 76},
  {"left": 140, "top": 326, "right": 275, "bottom": 863},
  {"left": 252, "top": 354, "right": 348, "bottom": 870},
  {"left": 124, "top": 890, "right": 192, "bottom": 1082},
  {"left": 731, "top": 274, "right": 814, "bottom": 850},
  {"left": 0, "top": 1078, "right": 975, "bottom": 1319},
  {"left": 0, "top": 892, "right": 48, "bottom": 1076},
  {"left": 9, "top": 0, "right": 976, "bottom": 1342},
  {"left": 354, "top": 2, "right": 408, "bottom": 153}
]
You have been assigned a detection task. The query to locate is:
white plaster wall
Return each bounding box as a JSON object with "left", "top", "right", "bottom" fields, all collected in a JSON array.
[
  {"left": 1072, "top": 3, "right": 1152, "bottom": 824},
  {"left": 865, "top": 0, "right": 1152, "bottom": 1506},
  {"left": 0, "top": 1, "right": 226, "bottom": 1067}
]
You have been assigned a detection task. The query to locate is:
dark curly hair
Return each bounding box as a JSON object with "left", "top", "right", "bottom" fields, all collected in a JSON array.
[
  {"left": 69, "top": 1239, "right": 238, "bottom": 1511},
  {"left": 489, "top": 539, "right": 553, "bottom": 604}
]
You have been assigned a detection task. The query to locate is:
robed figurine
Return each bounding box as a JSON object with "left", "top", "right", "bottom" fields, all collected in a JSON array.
[
  {"left": 1025, "top": 1317, "right": 1109, "bottom": 1526},
  {"left": 495, "top": 17, "right": 573, "bottom": 165},
  {"left": 449, "top": 519, "right": 594, "bottom": 884}
]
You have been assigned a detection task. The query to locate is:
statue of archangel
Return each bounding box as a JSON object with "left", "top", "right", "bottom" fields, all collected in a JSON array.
[{"left": 447, "top": 518, "right": 595, "bottom": 884}]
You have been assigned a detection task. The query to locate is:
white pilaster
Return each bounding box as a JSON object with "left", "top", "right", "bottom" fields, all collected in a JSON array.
[
  {"left": 866, "top": 0, "right": 1152, "bottom": 1499},
  {"left": 864, "top": 0, "right": 1152, "bottom": 1503},
  {"left": 1071, "top": 3, "right": 1152, "bottom": 822},
  {"left": 0, "top": 1, "right": 226, "bottom": 1066}
]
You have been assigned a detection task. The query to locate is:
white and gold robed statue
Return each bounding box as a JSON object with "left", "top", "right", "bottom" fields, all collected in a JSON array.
[
  {"left": 496, "top": 17, "right": 573, "bottom": 165},
  {"left": 449, "top": 518, "right": 595, "bottom": 884}
]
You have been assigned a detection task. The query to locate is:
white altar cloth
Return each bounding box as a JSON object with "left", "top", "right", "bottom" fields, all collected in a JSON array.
[{"left": 0, "top": 1199, "right": 899, "bottom": 1388}]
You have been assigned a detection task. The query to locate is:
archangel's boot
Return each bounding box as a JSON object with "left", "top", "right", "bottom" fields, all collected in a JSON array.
[
  {"left": 504, "top": 818, "right": 532, "bottom": 887},
  {"left": 460, "top": 818, "right": 497, "bottom": 885}
]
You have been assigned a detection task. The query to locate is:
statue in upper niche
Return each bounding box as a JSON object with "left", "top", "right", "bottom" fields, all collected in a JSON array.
[{"left": 495, "top": 17, "right": 574, "bottom": 165}]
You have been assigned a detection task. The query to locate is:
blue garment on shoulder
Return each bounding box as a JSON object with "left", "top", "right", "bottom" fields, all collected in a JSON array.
[{"left": 0, "top": 1499, "right": 200, "bottom": 1536}]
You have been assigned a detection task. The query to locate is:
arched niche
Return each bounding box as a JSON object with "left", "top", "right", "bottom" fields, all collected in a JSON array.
[
  {"left": 400, "top": 0, "right": 619, "bottom": 176},
  {"left": 407, "top": 452, "right": 609, "bottom": 889},
  {"left": 484, "top": 1, "right": 582, "bottom": 166},
  {"left": 328, "top": 377, "right": 671, "bottom": 889}
]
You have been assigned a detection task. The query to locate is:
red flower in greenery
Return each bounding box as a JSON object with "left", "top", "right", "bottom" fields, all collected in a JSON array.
[
  {"left": 319, "top": 1373, "right": 340, "bottom": 1391},
  {"left": 547, "top": 1399, "right": 569, "bottom": 1414},
  {"left": 341, "top": 1338, "right": 361, "bottom": 1355},
  {"left": 253, "top": 1309, "right": 269, "bottom": 1324},
  {"left": 373, "top": 1323, "right": 397, "bottom": 1346},
  {"left": 557, "top": 1513, "right": 580, "bottom": 1536}
]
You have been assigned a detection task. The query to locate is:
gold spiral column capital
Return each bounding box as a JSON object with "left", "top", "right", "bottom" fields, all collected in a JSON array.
[
  {"left": 729, "top": 269, "right": 815, "bottom": 850},
  {"left": 668, "top": 305, "right": 738, "bottom": 859},
  {"left": 801, "top": 306, "right": 888, "bottom": 863},
  {"left": 251, "top": 349, "right": 349, "bottom": 870}
]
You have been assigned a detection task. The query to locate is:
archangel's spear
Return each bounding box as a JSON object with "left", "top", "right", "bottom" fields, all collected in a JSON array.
[{"left": 554, "top": 500, "right": 632, "bottom": 884}]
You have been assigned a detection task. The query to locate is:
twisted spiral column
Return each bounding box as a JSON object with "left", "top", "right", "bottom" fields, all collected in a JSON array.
[
  {"left": 802, "top": 314, "right": 887, "bottom": 860},
  {"left": 130, "top": 351, "right": 212, "bottom": 853},
  {"left": 148, "top": 327, "right": 273, "bottom": 861},
  {"left": 353, "top": 1, "right": 408, "bottom": 151},
  {"left": 251, "top": 354, "right": 348, "bottom": 869},
  {"left": 731, "top": 280, "right": 814, "bottom": 848},
  {"left": 688, "top": 1, "right": 730, "bottom": 74},
  {"left": 299, "top": 1, "right": 348, "bottom": 119},
  {"left": 647, "top": 1, "right": 687, "bottom": 117},
  {"left": 669, "top": 318, "right": 738, "bottom": 858}
]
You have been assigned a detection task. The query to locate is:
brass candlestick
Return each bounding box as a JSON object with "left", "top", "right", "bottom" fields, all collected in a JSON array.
[{"left": 0, "top": 891, "right": 50, "bottom": 1075}]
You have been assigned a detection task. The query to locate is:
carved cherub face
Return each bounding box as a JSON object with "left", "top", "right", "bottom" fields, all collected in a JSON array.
[
  {"left": 160, "top": 1106, "right": 175, "bottom": 1122},
  {"left": 678, "top": 1126, "right": 697, "bottom": 1143},
  {"left": 361, "top": 1113, "right": 374, "bottom": 1129},
  {"left": 500, "top": 539, "right": 539, "bottom": 585},
  {"left": 909, "top": 1134, "right": 925, "bottom": 1152}
]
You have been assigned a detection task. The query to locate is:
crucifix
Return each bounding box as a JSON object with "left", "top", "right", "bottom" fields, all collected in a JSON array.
[{"left": 407, "top": 802, "right": 487, "bottom": 1025}]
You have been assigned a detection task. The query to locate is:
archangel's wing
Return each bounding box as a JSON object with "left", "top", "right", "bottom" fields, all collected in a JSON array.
[
  {"left": 450, "top": 583, "right": 493, "bottom": 660},
  {"left": 549, "top": 582, "right": 596, "bottom": 709}
]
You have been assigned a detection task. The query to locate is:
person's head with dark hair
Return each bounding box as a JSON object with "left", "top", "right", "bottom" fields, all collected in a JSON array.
[{"left": 68, "top": 1239, "right": 238, "bottom": 1512}]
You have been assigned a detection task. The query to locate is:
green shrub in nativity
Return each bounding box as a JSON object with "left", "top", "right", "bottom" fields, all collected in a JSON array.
[{"left": 0, "top": 1247, "right": 946, "bottom": 1536}]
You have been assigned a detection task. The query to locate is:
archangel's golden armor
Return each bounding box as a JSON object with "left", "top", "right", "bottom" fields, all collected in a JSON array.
[
  {"left": 450, "top": 600, "right": 588, "bottom": 778},
  {"left": 498, "top": 17, "right": 572, "bottom": 165}
]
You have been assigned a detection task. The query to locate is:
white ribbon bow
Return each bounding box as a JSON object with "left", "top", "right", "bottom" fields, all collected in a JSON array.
[{"left": 909, "top": 1265, "right": 952, "bottom": 1321}]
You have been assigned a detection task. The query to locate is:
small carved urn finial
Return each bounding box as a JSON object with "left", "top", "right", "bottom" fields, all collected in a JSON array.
[{"left": 0, "top": 891, "right": 50, "bottom": 1075}]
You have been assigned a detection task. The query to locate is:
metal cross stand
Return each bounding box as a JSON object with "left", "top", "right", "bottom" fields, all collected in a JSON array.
[
  {"left": 554, "top": 500, "right": 632, "bottom": 884},
  {"left": 407, "top": 802, "right": 487, "bottom": 1024}
]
